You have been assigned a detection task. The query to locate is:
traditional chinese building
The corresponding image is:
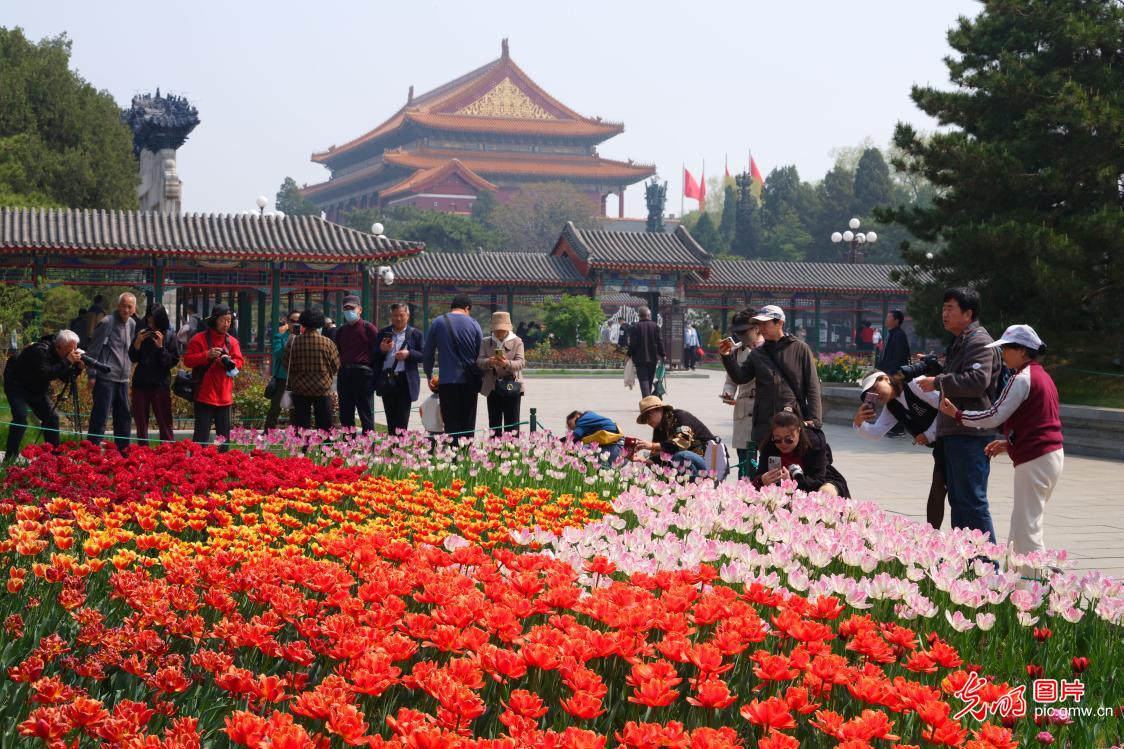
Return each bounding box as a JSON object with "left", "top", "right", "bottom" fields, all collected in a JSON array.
[{"left": 303, "top": 40, "right": 655, "bottom": 220}]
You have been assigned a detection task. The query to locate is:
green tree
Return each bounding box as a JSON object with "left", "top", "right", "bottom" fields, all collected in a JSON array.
[
  {"left": 808, "top": 165, "right": 856, "bottom": 261},
  {"left": 343, "top": 206, "right": 501, "bottom": 252},
  {"left": 691, "top": 212, "right": 723, "bottom": 254},
  {"left": 718, "top": 184, "right": 736, "bottom": 250},
  {"left": 275, "top": 177, "right": 320, "bottom": 216},
  {"left": 0, "top": 28, "right": 136, "bottom": 209},
  {"left": 470, "top": 188, "right": 498, "bottom": 226},
  {"left": 882, "top": 0, "right": 1124, "bottom": 358},
  {"left": 491, "top": 181, "right": 598, "bottom": 252},
  {"left": 759, "top": 165, "right": 819, "bottom": 260},
  {"left": 852, "top": 148, "right": 893, "bottom": 216},
  {"left": 542, "top": 294, "right": 603, "bottom": 347},
  {"left": 730, "top": 192, "right": 763, "bottom": 259}
]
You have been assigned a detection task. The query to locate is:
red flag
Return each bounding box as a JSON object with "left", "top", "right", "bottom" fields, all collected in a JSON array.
[
  {"left": 698, "top": 167, "right": 707, "bottom": 207},
  {"left": 683, "top": 167, "right": 701, "bottom": 200},
  {"left": 725, "top": 156, "right": 731, "bottom": 180},
  {"left": 750, "top": 156, "right": 764, "bottom": 184}
]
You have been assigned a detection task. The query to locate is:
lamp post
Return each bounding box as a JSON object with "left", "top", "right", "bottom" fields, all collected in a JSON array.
[
  {"left": 830, "top": 217, "right": 877, "bottom": 264},
  {"left": 366, "top": 222, "right": 395, "bottom": 327}
]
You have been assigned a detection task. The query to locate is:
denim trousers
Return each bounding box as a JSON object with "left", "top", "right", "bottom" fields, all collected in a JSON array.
[{"left": 942, "top": 434, "right": 997, "bottom": 542}]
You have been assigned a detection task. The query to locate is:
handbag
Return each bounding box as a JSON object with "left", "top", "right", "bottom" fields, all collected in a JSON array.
[
  {"left": 280, "top": 336, "right": 296, "bottom": 411},
  {"left": 493, "top": 376, "right": 520, "bottom": 398},
  {"left": 172, "top": 371, "right": 196, "bottom": 401},
  {"left": 264, "top": 377, "right": 279, "bottom": 399}
]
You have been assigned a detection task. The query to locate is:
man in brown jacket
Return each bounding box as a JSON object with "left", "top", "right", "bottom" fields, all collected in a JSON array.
[
  {"left": 286, "top": 306, "right": 339, "bottom": 431},
  {"left": 718, "top": 305, "right": 822, "bottom": 448},
  {"left": 915, "top": 287, "right": 1002, "bottom": 541}
]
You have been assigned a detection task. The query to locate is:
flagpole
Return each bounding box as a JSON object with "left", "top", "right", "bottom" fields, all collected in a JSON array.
[{"left": 680, "top": 163, "right": 684, "bottom": 217}]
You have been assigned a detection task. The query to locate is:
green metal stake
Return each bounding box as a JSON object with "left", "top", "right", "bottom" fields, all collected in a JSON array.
[{"left": 530, "top": 407, "right": 538, "bottom": 433}]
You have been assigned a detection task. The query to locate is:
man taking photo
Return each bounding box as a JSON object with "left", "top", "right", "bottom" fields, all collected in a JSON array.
[
  {"left": 915, "top": 287, "right": 1002, "bottom": 543},
  {"left": 86, "top": 292, "right": 137, "bottom": 450},
  {"left": 3, "top": 329, "right": 83, "bottom": 461}
]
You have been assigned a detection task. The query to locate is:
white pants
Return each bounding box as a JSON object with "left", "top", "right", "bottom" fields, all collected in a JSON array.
[{"left": 1009, "top": 449, "right": 1064, "bottom": 566}]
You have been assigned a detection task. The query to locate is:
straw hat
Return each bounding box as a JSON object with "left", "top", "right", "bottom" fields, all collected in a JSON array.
[
  {"left": 636, "top": 395, "right": 666, "bottom": 424},
  {"left": 491, "top": 311, "right": 513, "bottom": 332}
]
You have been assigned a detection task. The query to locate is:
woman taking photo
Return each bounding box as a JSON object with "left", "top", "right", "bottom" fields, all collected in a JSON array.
[
  {"left": 183, "top": 304, "right": 243, "bottom": 449},
  {"left": 940, "top": 325, "right": 1063, "bottom": 574},
  {"left": 476, "top": 311, "right": 525, "bottom": 436},
  {"left": 286, "top": 306, "right": 339, "bottom": 432},
  {"left": 755, "top": 410, "right": 849, "bottom": 496},
  {"left": 129, "top": 304, "right": 180, "bottom": 442},
  {"left": 853, "top": 369, "right": 946, "bottom": 528}
]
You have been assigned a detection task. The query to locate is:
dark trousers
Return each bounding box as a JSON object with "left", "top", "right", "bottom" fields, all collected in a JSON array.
[
  {"left": 943, "top": 434, "right": 996, "bottom": 542},
  {"left": 683, "top": 346, "right": 697, "bottom": 370},
  {"left": 635, "top": 362, "right": 655, "bottom": 397},
  {"left": 438, "top": 381, "right": 479, "bottom": 443},
  {"left": 291, "top": 395, "right": 332, "bottom": 431},
  {"left": 4, "top": 382, "right": 60, "bottom": 460},
  {"left": 381, "top": 377, "right": 413, "bottom": 435},
  {"left": 132, "top": 387, "right": 174, "bottom": 442},
  {"left": 88, "top": 378, "right": 131, "bottom": 450},
  {"left": 486, "top": 391, "right": 521, "bottom": 436},
  {"left": 928, "top": 439, "right": 949, "bottom": 530},
  {"left": 264, "top": 377, "right": 287, "bottom": 430},
  {"left": 193, "top": 402, "right": 232, "bottom": 452},
  {"left": 338, "top": 366, "right": 374, "bottom": 432}
]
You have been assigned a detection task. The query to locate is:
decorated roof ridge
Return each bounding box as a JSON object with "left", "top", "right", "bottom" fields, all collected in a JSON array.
[
  {"left": 0, "top": 207, "right": 423, "bottom": 262},
  {"left": 400, "top": 111, "right": 624, "bottom": 137},
  {"left": 383, "top": 147, "right": 656, "bottom": 170},
  {"left": 311, "top": 42, "right": 620, "bottom": 164},
  {"left": 559, "top": 221, "right": 712, "bottom": 270},
  {"left": 379, "top": 159, "right": 497, "bottom": 200}
]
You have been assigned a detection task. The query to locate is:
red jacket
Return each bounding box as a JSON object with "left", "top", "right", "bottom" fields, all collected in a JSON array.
[
  {"left": 183, "top": 329, "right": 244, "bottom": 407},
  {"left": 956, "top": 360, "right": 1063, "bottom": 466}
]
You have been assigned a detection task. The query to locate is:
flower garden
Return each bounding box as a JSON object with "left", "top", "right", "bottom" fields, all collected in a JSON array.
[{"left": 1, "top": 432, "right": 1121, "bottom": 748}]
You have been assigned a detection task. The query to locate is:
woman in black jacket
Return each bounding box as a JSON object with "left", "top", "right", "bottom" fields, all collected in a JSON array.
[
  {"left": 754, "top": 410, "right": 850, "bottom": 496},
  {"left": 129, "top": 304, "right": 180, "bottom": 441}
]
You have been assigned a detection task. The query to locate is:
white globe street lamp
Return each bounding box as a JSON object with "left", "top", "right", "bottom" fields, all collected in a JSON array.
[
  {"left": 371, "top": 222, "right": 385, "bottom": 236},
  {"left": 848, "top": 217, "right": 861, "bottom": 230},
  {"left": 831, "top": 218, "right": 876, "bottom": 263}
]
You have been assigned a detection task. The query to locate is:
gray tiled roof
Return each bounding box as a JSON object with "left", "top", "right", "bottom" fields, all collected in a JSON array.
[
  {"left": 0, "top": 208, "right": 422, "bottom": 262},
  {"left": 701, "top": 259, "right": 909, "bottom": 293},
  {"left": 393, "top": 251, "right": 591, "bottom": 286},
  {"left": 559, "top": 222, "right": 711, "bottom": 269}
]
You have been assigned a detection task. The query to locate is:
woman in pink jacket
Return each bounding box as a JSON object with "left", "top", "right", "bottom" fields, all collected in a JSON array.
[{"left": 940, "top": 325, "right": 1063, "bottom": 575}]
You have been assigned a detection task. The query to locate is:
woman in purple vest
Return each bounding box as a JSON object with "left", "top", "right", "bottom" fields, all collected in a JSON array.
[{"left": 940, "top": 325, "right": 1063, "bottom": 575}]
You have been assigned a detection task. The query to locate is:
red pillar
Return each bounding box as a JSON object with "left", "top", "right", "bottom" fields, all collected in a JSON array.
[{"left": 618, "top": 188, "right": 625, "bottom": 218}]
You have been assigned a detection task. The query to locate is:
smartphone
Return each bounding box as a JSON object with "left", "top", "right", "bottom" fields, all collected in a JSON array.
[
  {"left": 768, "top": 456, "right": 782, "bottom": 472},
  {"left": 722, "top": 336, "right": 737, "bottom": 347},
  {"left": 864, "top": 392, "right": 880, "bottom": 409}
]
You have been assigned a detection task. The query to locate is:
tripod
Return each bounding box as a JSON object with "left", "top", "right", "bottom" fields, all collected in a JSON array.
[{"left": 54, "top": 368, "right": 83, "bottom": 442}]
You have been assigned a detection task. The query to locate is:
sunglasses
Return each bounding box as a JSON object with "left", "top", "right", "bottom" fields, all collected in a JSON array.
[
  {"left": 288, "top": 319, "right": 301, "bottom": 325},
  {"left": 772, "top": 435, "right": 798, "bottom": 445}
]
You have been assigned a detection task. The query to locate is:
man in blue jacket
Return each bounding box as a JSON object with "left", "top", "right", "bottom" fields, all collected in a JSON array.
[
  {"left": 423, "top": 295, "right": 483, "bottom": 443},
  {"left": 377, "top": 303, "right": 424, "bottom": 435}
]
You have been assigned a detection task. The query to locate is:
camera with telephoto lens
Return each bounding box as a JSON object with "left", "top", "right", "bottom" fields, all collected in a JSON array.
[
  {"left": 75, "top": 348, "right": 111, "bottom": 375},
  {"left": 219, "top": 352, "right": 237, "bottom": 372},
  {"left": 899, "top": 354, "right": 942, "bottom": 382},
  {"left": 788, "top": 464, "right": 804, "bottom": 481}
]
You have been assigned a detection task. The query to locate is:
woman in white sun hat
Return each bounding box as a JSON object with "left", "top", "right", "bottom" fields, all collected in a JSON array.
[{"left": 939, "top": 324, "right": 1063, "bottom": 574}]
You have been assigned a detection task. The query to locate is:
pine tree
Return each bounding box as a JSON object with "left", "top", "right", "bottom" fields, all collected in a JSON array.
[
  {"left": 884, "top": 0, "right": 1124, "bottom": 356},
  {"left": 852, "top": 148, "right": 893, "bottom": 217},
  {"left": 730, "top": 192, "right": 762, "bottom": 259},
  {"left": 691, "top": 212, "right": 723, "bottom": 254},
  {"left": 718, "top": 185, "right": 737, "bottom": 250},
  {"left": 275, "top": 177, "right": 320, "bottom": 216}
]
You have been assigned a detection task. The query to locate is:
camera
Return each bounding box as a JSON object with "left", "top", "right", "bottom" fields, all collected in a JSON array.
[
  {"left": 219, "top": 353, "right": 237, "bottom": 372},
  {"left": 75, "top": 349, "right": 111, "bottom": 374},
  {"left": 788, "top": 464, "right": 804, "bottom": 481},
  {"left": 899, "top": 354, "right": 942, "bottom": 382}
]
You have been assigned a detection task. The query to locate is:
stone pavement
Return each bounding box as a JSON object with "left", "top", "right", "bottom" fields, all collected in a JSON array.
[{"left": 446, "top": 370, "right": 1124, "bottom": 580}]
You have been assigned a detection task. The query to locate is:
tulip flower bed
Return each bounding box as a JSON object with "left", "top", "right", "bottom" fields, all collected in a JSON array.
[{"left": 1, "top": 435, "right": 1122, "bottom": 748}]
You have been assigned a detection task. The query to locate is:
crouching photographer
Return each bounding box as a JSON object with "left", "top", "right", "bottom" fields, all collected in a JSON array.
[
  {"left": 754, "top": 410, "right": 849, "bottom": 496},
  {"left": 2, "top": 329, "right": 84, "bottom": 461},
  {"left": 853, "top": 370, "right": 946, "bottom": 529}
]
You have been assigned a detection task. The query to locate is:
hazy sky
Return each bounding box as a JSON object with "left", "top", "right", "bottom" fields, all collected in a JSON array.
[{"left": 10, "top": 0, "right": 980, "bottom": 219}]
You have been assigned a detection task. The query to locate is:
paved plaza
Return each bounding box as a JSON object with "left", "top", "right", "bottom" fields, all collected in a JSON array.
[{"left": 441, "top": 370, "right": 1124, "bottom": 579}]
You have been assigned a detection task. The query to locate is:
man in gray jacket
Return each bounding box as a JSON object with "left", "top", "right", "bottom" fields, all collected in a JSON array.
[
  {"left": 86, "top": 292, "right": 137, "bottom": 450},
  {"left": 916, "top": 287, "right": 1003, "bottom": 542},
  {"left": 719, "top": 305, "right": 822, "bottom": 449}
]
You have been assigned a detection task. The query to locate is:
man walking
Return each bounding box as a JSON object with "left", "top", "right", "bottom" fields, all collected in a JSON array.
[
  {"left": 334, "top": 295, "right": 381, "bottom": 432},
  {"left": 423, "top": 295, "right": 483, "bottom": 442},
  {"left": 627, "top": 306, "right": 664, "bottom": 397},
  {"left": 878, "top": 310, "right": 911, "bottom": 376},
  {"left": 378, "top": 303, "right": 424, "bottom": 435},
  {"left": 87, "top": 292, "right": 137, "bottom": 450},
  {"left": 683, "top": 323, "right": 700, "bottom": 371},
  {"left": 916, "top": 287, "right": 1002, "bottom": 543},
  {"left": 718, "top": 304, "right": 822, "bottom": 450}
]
